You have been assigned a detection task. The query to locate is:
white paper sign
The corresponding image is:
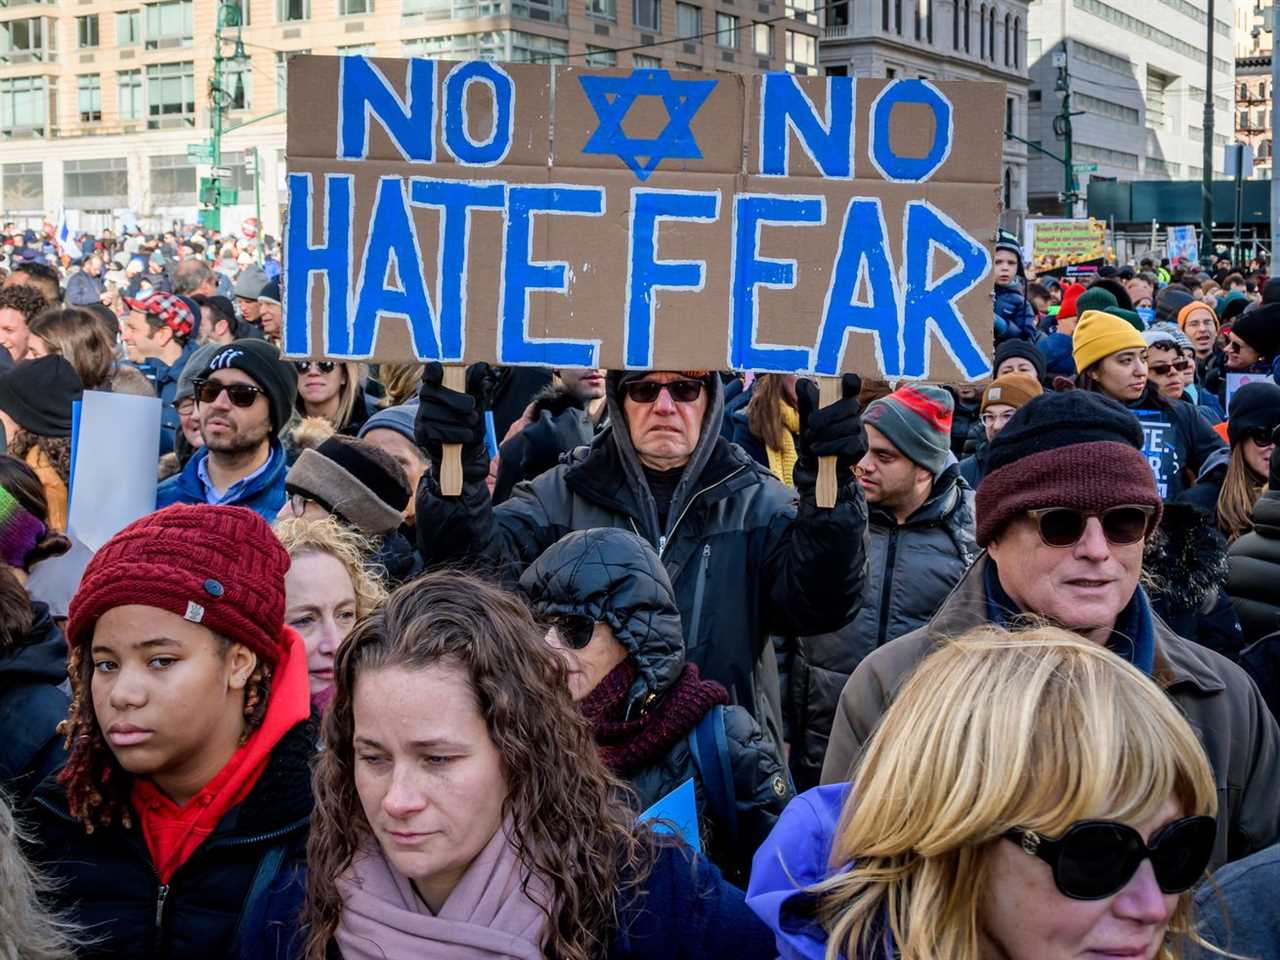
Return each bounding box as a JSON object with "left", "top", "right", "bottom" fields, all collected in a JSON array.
[
  {"left": 68, "top": 390, "right": 162, "bottom": 552},
  {"left": 1225, "top": 372, "right": 1272, "bottom": 412}
]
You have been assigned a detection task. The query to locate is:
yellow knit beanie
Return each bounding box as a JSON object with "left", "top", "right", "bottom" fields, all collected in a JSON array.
[{"left": 1072, "top": 310, "right": 1148, "bottom": 373}]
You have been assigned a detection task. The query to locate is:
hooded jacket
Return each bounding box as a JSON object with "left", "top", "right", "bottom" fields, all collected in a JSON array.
[
  {"left": 1227, "top": 490, "right": 1280, "bottom": 644},
  {"left": 519, "top": 528, "right": 791, "bottom": 884},
  {"left": 416, "top": 374, "right": 869, "bottom": 747},
  {"left": 784, "top": 466, "right": 978, "bottom": 789},
  {"left": 156, "top": 441, "right": 288, "bottom": 522},
  {"left": 136, "top": 340, "right": 199, "bottom": 457},
  {"left": 993, "top": 284, "right": 1037, "bottom": 344},
  {"left": 819, "top": 555, "right": 1280, "bottom": 870},
  {"left": 0, "top": 600, "right": 68, "bottom": 805}
]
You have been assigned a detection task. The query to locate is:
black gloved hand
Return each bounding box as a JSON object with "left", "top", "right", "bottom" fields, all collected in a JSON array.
[
  {"left": 416, "top": 362, "right": 496, "bottom": 482},
  {"left": 795, "top": 373, "right": 867, "bottom": 475}
]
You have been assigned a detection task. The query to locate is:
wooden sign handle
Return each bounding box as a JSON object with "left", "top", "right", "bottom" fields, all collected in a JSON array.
[
  {"left": 439, "top": 366, "right": 467, "bottom": 496},
  {"left": 815, "top": 377, "right": 841, "bottom": 510}
]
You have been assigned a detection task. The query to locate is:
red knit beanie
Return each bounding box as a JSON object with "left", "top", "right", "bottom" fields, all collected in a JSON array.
[{"left": 67, "top": 505, "right": 292, "bottom": 665}]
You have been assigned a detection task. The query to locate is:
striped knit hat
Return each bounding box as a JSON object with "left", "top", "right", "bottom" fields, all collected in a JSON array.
[
  {"left": 0, "top": 485, "right": 45, "bottom": 571},
  {"left": 863, "top": 385, "right": 954, "bottom": 477}
]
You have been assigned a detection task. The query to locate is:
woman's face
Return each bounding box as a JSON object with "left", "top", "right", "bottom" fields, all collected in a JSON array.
[
  {"left": 1092, "top": 349, "right": 1148, "bottom": 402},
  {"left": 25, "top": 336, "right": 50, "bottom": 360},
  {"left": 353, "top": 662, "right": 508, "bottom": 914},
  {"left": 544, "top": 621, "right": 629, "bottom": 701},
  {"left": 1225, "top": 331, "right": 1263, "bottom": 371},
  {"left": 1179, "top": 349, "right": 1197, "bottom": 387},
  {"left": 285, "top": 551, "right": 358, "bottom": 697},
  {"left": 176, "top": 397, "right": 204, "bottom": 449},
  {"left": 979, "top": 798, "right": 1185, "bottom": 960},
  {"left": 1144, "top": 345, "right": 1185, "bottom": 401},
  {"left": 297, "top": 362, "right": 345, "bottom": 407},
  {"left": 1244, "top": 432, "right": 1276, "bottom": 479}
]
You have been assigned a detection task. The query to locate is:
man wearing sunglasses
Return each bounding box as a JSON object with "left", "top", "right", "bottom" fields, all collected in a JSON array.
[
  {"left": 414, "top": 363, "right": 870, "bottom": 748},
  {"left": 823, "top": 390, "right": 1280, "bottom": 869},
  {"left": 157, "top": 339, "right": 299, "bottom": 522}
]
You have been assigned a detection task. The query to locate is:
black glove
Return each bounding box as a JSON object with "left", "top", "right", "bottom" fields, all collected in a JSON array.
[
  {"left": 795, "top": 374, "right": 867, "bottom": 475},
  {"left": 416, "top": 362, "right": 496, "bottom": 482}
]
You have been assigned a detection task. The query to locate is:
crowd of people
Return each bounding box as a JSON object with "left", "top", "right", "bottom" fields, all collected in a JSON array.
[{"left": 0, "top": 217, "right": 1278, "bottom": 959}]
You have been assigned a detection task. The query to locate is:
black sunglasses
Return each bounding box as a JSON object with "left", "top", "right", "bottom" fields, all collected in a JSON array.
[
  {"left": 1005, "top": 815, "right": 1216, "bottom": 901},
  {"left": 1148, "top": 359, "right": 1191, "bottom": 376},
  {"left": 1025, "top": 504, "right": 1156, "bottom": 548},
  {"left": 1241, "top": 426, "right": 1277, "bottom": 447},
  {"left": 622, "top": 378, "right": 704, "bottom": 404},
  {"left": 545, "top": 614, "right": 595, "bottom": 650},
  {"left": 294, "top": 360, "right": 337, "bottom": 374},
  {"left": 192, "top": 378, "right": 267, "bottom": 408}
]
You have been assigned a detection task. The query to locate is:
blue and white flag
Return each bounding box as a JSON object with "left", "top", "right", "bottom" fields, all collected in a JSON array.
[{"left": 54, "top": 209, "right": 82, "bottom": 260}]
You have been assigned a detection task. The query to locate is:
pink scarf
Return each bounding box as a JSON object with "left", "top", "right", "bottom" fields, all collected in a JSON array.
[{"left": 335, "top": 820, "right": 553, "bottom": 960}]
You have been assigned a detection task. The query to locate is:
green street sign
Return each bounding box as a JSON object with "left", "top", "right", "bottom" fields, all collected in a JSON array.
[
  {"left": 1072, "top": 162, "right": 1099, "bottom": 172},
  {"left": 187, "top": 141, "right": 214, "bottom": 162}
]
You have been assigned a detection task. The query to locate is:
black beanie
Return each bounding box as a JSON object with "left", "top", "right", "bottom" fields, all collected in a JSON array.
[
  {"left": 992, "top": 339, "right": 1047, "bottom": 382},
  {"left": 0, "top": 355, "right": 84, "bottom": 438},
  {"left": 1220, "top": 296, "right": 1249, "bottom": 325},
  {"left": 1230, "top": 304, "right": 1280, "bottom": 360},
  {"left": 200, "top": 339, "right": 298, "bottom": 432},
  {"left": 1227, "top": 381, "right": 1280, "bottom": 448}
]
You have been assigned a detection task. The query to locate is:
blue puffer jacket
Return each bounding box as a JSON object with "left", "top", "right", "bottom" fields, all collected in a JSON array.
[
  {"left": 993, "top": 284, "right": 1037, "bottom": 343},
  {"left": 136, "top": 342, "right": 198, "bottom": 456},
  {"left": 156, "top": 442, "right": 288, "bottom": 521},
  {"left": 1039, "top": 330, "right": 1076, "bottom": 378}
]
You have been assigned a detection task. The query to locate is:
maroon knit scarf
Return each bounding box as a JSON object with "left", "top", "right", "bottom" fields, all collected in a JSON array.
[{"left": 580, "top": 660, "right": 730, "bottom": 778}]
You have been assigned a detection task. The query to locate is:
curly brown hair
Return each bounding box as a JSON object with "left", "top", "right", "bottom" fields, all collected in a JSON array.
[
  {"left": 57, "top": 636, "right": 273, "bottom": 832},
  {"left": 303, "top": 570, "right": 657, "bottom": 960},
  {"left": 7, "top": 430, "right": 72, "bottom": 484},
  {"left": 0, "top": 281, "right": 48, "bottom": 324}
]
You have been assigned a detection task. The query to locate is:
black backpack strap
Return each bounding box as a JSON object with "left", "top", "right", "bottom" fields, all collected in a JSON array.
[{"left": 688, "top": 705, "right": 739, "bottom": 848}]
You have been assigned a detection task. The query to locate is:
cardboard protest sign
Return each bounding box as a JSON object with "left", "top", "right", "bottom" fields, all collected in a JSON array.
[
  {"left": 1024, "top": 217, "right": 1107, "bottom": 280},
  {"left": 284, "top": 57, "right": 1004, "bottom": 381}
]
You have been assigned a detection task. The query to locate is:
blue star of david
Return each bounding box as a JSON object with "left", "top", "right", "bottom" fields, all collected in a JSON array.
[{"left": 579, "top": 69, "right": 718, "bottom": 181}]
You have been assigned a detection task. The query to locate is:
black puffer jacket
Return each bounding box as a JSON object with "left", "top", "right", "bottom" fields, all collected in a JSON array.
[
  {"left": 417, "top": 375, "right": 869, "bottom": 747},
  {"left": 1228, "top": 491, "right": 1280, "bottom": 644},
  {"left": 783, "top": 466, "right": 978, "bottom": 789},
  {"left": 520, "top": 528, "right": 790, "bottom": 884},
  {"left": 0, "top": 599, "right": 68, "bottom": 806},
  {"left": 494, "top": 382, "right": 596, "bottom": 504},
  {"left": 27, "top": 718, "right": 315, "bottom": 960}
]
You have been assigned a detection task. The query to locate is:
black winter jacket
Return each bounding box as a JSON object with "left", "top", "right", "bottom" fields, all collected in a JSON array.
[
  {"left": 1126, "top": 389, "right": 1227, "bottom": 501},
  {"left": 417, "top": 376, "right": 869, "bottom": 743},
  {"left": 27, "top": 718, "right": 316, "bottom": 960},
  {"left": 783, "top": 466, "right": 978, "bottom": 789},
  {"left": 1228, "top": 491, "right": 1280, "bottom": 644},
  {"left": 0, "top": 601, "right": 68, "bottom": 805},
  {"left": 519, "top": 527, "right": 790, "bottom": 884},
  {"left": 494, "top": 383, "right": 596, "bottom": 504}
]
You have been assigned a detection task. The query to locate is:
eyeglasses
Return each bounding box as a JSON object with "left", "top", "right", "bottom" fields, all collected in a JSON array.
[
  {"left": 1242, "top": 426, "right": 1277, "bottom": 448},
  {"left": 1148, "top": 359, "right": 1192, "bottom": 376},
  {"left": 192, "top": 379, "right": 267, "bottom": 407},
  {"left": 284, "top": 493, "right": 323, "bottom": 518},
  {"left": 1004, "top": 815, "right": 1216, "bottom": 901},
  {"left": 622, "top": 379, "right": 704, "bottom": 404},
  {"left": 980, "top": 411, "right": 1015, "bottom": 428},
  {"left": 544, "top": 614, "right": 595, "bottom": 650},
  {"left": 1024, "top": 504, "right": 1157, "bottom": 548},
  {"left": 294, "top": 361, "right": 337, "bottom": 374}
]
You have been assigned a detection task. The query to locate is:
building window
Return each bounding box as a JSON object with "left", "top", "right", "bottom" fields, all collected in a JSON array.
[
  {"left": 979, "top": 3, "right": 985, "bottom": 56},
  {"left": 1003, "top": 165, "right": 1011, "bottom": 209},
  {"left": 1002, "top": 12, "right": 1009, "bottom": 65},
  {"left": 337, "top": 43, "right": 375, "bottom": 54},
  {"left": 510, "top": 30, "right": 566, "bottom": 61},
  {"left": 77, "top": 74, "right": 102, "bottom": 122},
  {"left": 787, "top": 0, "right": 814, "bottom": 23},
  {"left": 633, "top": 52, "right": 661, "bottom": 66},
  {"left": 0, "top": 18, "right": 54, "bottom": 64},
  {"left": 894, "top": 0, "right": 901, "bottom": 33},
  {"left": 786, "top": 29, "right": 814, "bottom": 70},
  {"left": 1240, "top": 82, "right": 1249, "bottom": 100},
  {"left": 511, "top": 0, "right": 566, "bottom": 24},
  {"left": 0, "top": 77, "right": 48, "bottom": 137},
  {"left": 339, "top": 0, "right": 371, "bottom": 13},
  {"left": 963, "top": 0, "right": 970, "bottom": 51},
  {"left": 219, "top": 58, "right": 251, "bottom": 110},
  {"left": 1146, "top": 67, "right": 1169, "bottom": 131},
  {"left": 585, "top": 44, "right": 616, "bottom": 65},
  {"left": 754, "top": 21, "right": 772, "bottom": 54},
  {"left": 78, "top": 15, "right": 100, "bottom": 48},
  {"left": 150, "top": 155, "right": 196, "bottom": 205},
  {"left": 634, "top": 0, "right": 660, "bottom": 30},
  {"left": 144, "top": 0, "right": 193, "bottom": 49},
  {"left": 145, "top": 60, "right": 194, "bottom": 128},
  {"left": 1013, "top": 16, "right": 1019, "bottom": 67},
  {"left": 2, "top": 162, "right": 43, "bottom": 212},
  {"left": 64, "top": 157, "right": 128, "bottom": 208},
  {"left": 986, "top": 5, "right": 994, "bottom": 59},
  {"left": 118, "top": 69, "right": 143, "bottom": 121},
  {"left": 587, "top": 0, "right": 616, "bottom": 19},
  {"left": 1005, "top": 94, "right": 1013, "bottom": 133},
  {"left": 676, "top": 2, "right": 700, "bottom": 35},
  {"left": 1257, "top": 108, "right": 1268, "bottom": 130},
  {"left": 716, "top": 12, "right": 738, "bottom": 47},
  {"left": 117, "top": 9, "right": 142, "bottom": 45},
  {"left": 277, "top": 0, "right": 310, "bottom": 21},
  {"left": 676, "top": 60, "right": 699, "bottom": 70},
  {"left": 881, "top": 0, "right": 889, "bottom": 29},
  {"left": 275, "top": 49, "right": 310, "bottom": 106},
  {"left": 952, "top": 0, "right": 959, "bottom": 48},
  {"left": 401, "top": 32, "right": 504, "bottom": 58}
]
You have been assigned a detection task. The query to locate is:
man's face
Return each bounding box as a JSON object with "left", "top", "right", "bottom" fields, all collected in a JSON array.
[
  {"left": 987, "top": 512, "right": 1144, "bottom": 643},
  {"left": 258, "top": 301, "right": 281, "bottom": 338},
  {"left": 197, "top": 368, "right": 273, "bottom": 455},
  {"left": 981, "top": 403, "right": 1017, "bottom": 442},
  {"left": 85, "top": 256, "right": 102, "bottom": 277},
  {"left": 121, "top": 311, "right": 169, "bottom": 363},
  {"left": 621, "top": 372, "right": 708, "bottom": 471},
  {"left": 198, "top": 306, "right": 234, "bottom": 346},
  {"left": 558, "top": 368, "right": 606, "bottom": 403},
  {"left": 995, "top": 357, "right": 1038, "bottom": 379},
  {"left": 1182, "top": 309, "right": 1218, "bottom": 357},
  {"left": 237, "top": 296, "right": 261, "bottom": 323},
  {"left": 857, "top": 423, "right": 930, "bottom": 511},
  {"left": 0, "top": 308, "right": 31, "bottom": 361},
  {"left": 993, "top": 250, "right": 1019, "bottom": 286}
]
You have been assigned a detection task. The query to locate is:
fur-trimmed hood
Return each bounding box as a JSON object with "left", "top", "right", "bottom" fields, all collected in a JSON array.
[{"left": 1144, "top": 501, "right": 1230, "bottom": 612}]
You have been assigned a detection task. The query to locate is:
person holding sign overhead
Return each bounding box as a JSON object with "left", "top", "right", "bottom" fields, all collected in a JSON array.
[{"left": 414, "top": 364, "right": 870, "bottom": 749}]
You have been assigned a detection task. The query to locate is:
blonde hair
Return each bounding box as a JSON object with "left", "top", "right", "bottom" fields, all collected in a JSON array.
[
  {"left": 272, "top": 516, "right": 387, "bottom": 617},
  {"left": 811, "top": 624, "right": 1218, "bottom": 960},
  {"left": 296, "top": 362, "right": 365, "bottom": 431},
  {"left": 1216, "top": 444, "right": 1266, "bottom": 543},
  {"left": 377, "top": 363, "right": 423, "bottom": 408},
  {"left": 0, "top": 794, "right": 82, "bottom": 959}
]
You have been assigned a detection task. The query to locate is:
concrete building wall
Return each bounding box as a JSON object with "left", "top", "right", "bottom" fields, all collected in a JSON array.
[{"left": 0, "top": 0, "right": 818, "bottom": 233}]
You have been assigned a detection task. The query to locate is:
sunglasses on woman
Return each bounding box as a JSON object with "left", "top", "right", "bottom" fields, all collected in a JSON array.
[
  {"left": 1148, "top": 359, "right": 1191, "bottom": 376},
  {"left": 1024, "top": 504, "right": 1156, "bottom": 548},
  {"left": 622, "top": 379, "right": 704, "bottom": 404},
  {"left": 192, "top": 379, "right": 267, "bottom": 407},
  {"left": 1005, "top": 815, "right": 1216, "bottom": 901},
  {"left": 1241, "top": 426, "right": 1277, "bottom": 448},
  {"left": 544, "top": 614, "right": 596, "bottom": 650},
  {"left": 294, "top": 361, "right": 337, "bottom": 374}
]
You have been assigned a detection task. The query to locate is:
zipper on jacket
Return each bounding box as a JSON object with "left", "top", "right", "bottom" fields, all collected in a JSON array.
[
  {"left": 658, "top": 465, "right": 747, "bottom": 559},
  {"left": 686, "top": 544, "right": 712, "bottom": 647},
  {"left": 876, "top": 526, "right": 899, "bottom": 647},
  {"left": 154, "top": 883, "right": 169, "bottom": 930}
]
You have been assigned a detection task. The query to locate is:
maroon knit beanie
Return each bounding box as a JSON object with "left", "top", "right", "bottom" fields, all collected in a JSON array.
[{"left": 67, "top": 505, "right": 291, "bottom": 665}]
